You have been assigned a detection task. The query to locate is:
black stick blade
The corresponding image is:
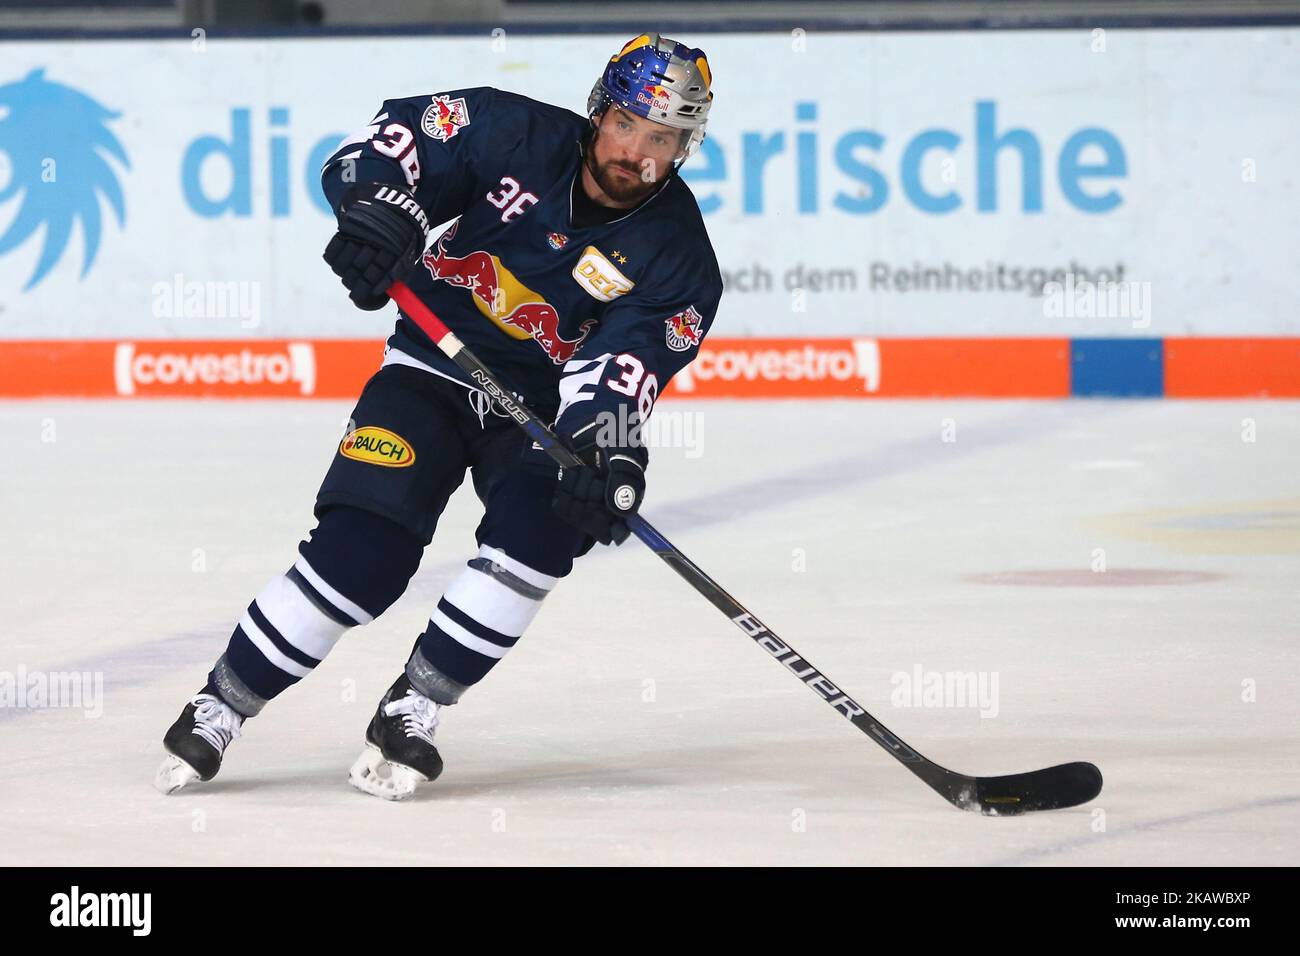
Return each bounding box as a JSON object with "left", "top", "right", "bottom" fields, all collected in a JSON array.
[{"left": 960, "top": 761, "right": 1103, "bottom": 815}]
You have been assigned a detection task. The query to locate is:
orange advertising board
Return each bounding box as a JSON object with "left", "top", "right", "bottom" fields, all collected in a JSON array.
[{"left": 0, "top": 337, "right": 1294, "bottom": 399}]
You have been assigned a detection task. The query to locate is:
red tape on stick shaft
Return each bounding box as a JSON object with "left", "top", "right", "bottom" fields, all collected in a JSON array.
[{"left": 389, "top": 281, "right": 452, "bottom": 347}]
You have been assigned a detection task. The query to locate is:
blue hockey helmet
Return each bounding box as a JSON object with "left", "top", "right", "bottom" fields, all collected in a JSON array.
[{"left": 586, "top": 33, "right": 713, "bottom": 163}]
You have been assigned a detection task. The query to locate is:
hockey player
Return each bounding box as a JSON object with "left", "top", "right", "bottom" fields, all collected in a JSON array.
[{"left": 156, "top": 33, "right": 721, "bottom": 799}]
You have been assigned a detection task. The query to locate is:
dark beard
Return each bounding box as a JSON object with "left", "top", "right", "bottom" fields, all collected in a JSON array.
[{"left": 586, "top": 151, "right": 660, "bottom": 205}]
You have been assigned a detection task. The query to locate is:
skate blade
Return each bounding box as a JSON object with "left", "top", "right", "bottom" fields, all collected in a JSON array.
[
  {"left": 348, "top": 745, "right": 427, "bottom": 801},
  {"left": 154, "top": 754, "right": 202, "bottom": 795}
]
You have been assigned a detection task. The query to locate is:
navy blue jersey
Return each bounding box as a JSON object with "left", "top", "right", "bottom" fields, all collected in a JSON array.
[{"left": 321, "top": 86, "right": 722, "bottom": 440}]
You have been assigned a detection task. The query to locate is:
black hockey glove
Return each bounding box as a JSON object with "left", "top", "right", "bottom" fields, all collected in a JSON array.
[
  {"left": 324, "top": 182, "right": 431, "bottom": 311},
  {"left": 553, "top": 440, "right": 648, "bottom": 546}
]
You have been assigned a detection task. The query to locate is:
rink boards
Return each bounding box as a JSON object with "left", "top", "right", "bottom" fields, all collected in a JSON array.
[{"left": 1, "top": 336, "right": 1296, "bottom": 399}]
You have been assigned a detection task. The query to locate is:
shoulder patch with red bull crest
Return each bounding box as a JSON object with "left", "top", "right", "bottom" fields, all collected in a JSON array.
[
  {"left": 421, "top": 95, "right": 471, "bottom": 142},
  {"left": 665, "top": 305, "right": 705, "bottom": 352}
]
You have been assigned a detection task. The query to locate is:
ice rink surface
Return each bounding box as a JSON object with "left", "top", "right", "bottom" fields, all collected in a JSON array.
[{"left": 2, "top": 398, "right": 1297, "bottom": 866}]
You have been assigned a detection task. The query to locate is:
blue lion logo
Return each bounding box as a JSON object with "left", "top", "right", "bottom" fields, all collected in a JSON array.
[{"left": 0, "top": 68, "right": 130, "bottom": 290}]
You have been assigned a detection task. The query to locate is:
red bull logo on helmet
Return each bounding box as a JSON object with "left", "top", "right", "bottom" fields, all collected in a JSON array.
[
  {"left": 665, "top": 305, "right": 704, "bottom": 352},
  {"left": 423, "top": 237, "right": 594, "bottom": 365},
  {"left": 636, "top": 82, "right": 672, "bottom": 114},
  {"left": 421, "top": 94, "right": 470, "bottom": 142}
]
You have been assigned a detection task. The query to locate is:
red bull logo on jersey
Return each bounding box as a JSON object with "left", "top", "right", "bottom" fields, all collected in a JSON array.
[
  {"left": 665, "top": 305, "right": 704, "bottom": 352},
  {"left": 423, "top": 240, "right": 595, "bottom": 365},
  {"left": 420, "top": 94, "right": 470, "bottom": 143}
]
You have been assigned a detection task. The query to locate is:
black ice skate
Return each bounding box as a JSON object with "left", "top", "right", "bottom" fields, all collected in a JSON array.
[
  {"left": 154, "top": 692, "right": 245, "bottom": 794},
  {"left": 348, "top": 674, "right": 444, "bottom": 801}
]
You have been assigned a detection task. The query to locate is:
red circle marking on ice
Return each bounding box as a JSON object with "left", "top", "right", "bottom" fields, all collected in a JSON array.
[{"left": 964, "top": 569, "right": 1223, "bottom": 587}]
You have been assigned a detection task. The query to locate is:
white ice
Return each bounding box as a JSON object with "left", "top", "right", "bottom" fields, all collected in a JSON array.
[{"left": 1, "top": 399, "right": 1297, "bottom": 865}]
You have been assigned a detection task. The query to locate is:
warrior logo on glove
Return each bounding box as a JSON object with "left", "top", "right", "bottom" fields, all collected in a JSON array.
[{"left": 373, "top": 186, "right": 432, "bottom": 237}]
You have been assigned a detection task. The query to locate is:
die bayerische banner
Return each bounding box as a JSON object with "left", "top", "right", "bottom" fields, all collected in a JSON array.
[{"left": 0, "top": 29, "right": 1296, "bottom": 396}]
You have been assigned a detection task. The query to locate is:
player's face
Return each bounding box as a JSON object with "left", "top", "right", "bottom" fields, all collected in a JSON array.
[{"left": 585, "top": 108, "right": 684, "bottom": 206}]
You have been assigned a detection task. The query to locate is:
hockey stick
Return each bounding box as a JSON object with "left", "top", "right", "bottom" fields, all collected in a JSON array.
[{"left": 388, "top": 281, "right": 1103, "bottom": 815}]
